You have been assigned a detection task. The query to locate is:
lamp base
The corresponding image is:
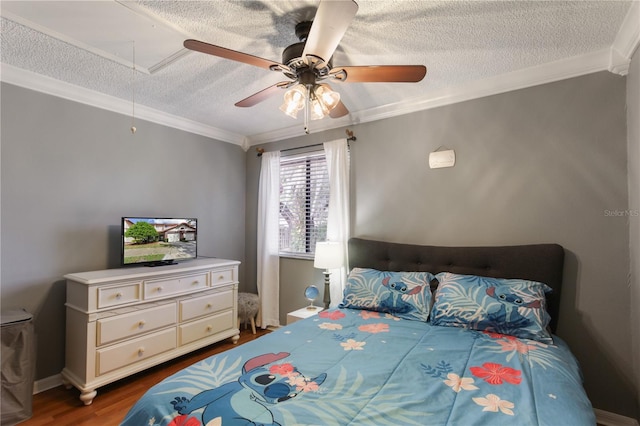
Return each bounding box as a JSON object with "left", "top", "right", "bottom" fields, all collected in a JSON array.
[{"left": 323, "top": 270, "right": 331, "bottom": 309}]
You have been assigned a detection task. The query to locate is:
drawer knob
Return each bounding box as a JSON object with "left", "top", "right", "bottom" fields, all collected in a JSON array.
[
  {"left": 115, "top": 292, "right": 123, "bottom": 299},
  {"left": 206, "top": 303, "right": 212, "bottom": 309},
  {"left": 218, "top": 275, "right": 224, "bottom": 280},
  {"left": 138, "top": 321, "right": 146, "bottom": 328},
  {"left": 192, "top": 280, "right": 200, "bottom": 285},
  {"left": 137, "top": 347, "right": 145, "bottom": 356},
  {"left": 206, "top": 325, "right": 213, "bottom": 332},
  {"left": 156, "top": 286, "right": 163, "bottom": 292}
]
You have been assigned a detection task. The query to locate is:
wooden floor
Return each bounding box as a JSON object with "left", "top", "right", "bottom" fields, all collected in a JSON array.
[{"left": 20, "top": 327, "right": 270, "bottom": 426}]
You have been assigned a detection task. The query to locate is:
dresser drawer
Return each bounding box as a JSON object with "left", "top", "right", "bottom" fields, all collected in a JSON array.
[
  {"left": 144, "top": 273, "right": 208, "bottom": 300},
  {"left": 96, "top": 304, "right": 176, "bottom": 346},
  {"left": 96, "top": 328, "right": 176, "bottom": 376},
  {"left": 211, "top": 268, "right": 234, "bottom": 286},
  {"left": 97, "top": 282, "right": 141, "bottom": 309},
  {"left": 180, "top": 290, "right": 233, "bottom": 322},
  {"left": 179, "top": 310, "right": 233, "bottom": 346}
]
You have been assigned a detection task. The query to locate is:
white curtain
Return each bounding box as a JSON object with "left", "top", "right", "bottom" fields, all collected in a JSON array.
[
  {"left": 323, "top": 139, "right": 350, "bottom": 307},
  {"left": 257, "top": 151, "right": 281, "bottom": 328}
]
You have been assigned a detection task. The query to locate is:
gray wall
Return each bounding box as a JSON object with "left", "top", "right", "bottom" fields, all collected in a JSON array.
[
  {"left": 628, "top": 48, "right": 640, "bottom": 421},
  {"left": 0, "top": 83, "right": 246, "bottom": 381},
  {"left": 246, "top": 71, "right": 638, "bottom": 418}
]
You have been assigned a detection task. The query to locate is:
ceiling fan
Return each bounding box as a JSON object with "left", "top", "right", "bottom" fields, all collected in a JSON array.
[{"left": 184, "top": 0, "right": 426, "bottom": 133}]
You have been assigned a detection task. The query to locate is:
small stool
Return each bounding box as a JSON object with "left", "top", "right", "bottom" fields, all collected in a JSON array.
[{"left": 237, "top": 292, "right": 259, "bottom": 334}]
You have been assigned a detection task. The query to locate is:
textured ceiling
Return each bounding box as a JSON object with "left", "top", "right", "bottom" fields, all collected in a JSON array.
[{"left": 0, "top": 1, "right": 637, "bottom": 147}]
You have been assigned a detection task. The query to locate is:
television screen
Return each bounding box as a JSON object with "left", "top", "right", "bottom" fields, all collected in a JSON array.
[{"left": 122, "top": 217, "right": 197, "bottom": 266}]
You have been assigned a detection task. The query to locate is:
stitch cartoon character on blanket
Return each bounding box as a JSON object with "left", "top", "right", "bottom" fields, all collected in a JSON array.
[{"left": 170, "top": 352, "right": 327, "bottom": 426}]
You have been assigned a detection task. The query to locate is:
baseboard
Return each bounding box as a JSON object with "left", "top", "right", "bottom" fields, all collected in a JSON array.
[
  {"left": 33, "top": 374, "right": 63, "bottom": 394},
  {"left": 595, "top": 408, "right": 640, "bottom": 426}
]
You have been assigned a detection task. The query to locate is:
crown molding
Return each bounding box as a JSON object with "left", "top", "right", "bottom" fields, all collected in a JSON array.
[
  {"left": 0, "top": 64, "right": 246, "bottom": 146},
  {"left": 245, "top": 48, "right": 613, "bottom": 146},
  {"left": 2, "top": 32, "right": 634, "bottom": 149},
  {"left": 368, "top": 48, "right": 611, "bottom": 123},
  {"left": 246, "top": 7, "right": 640, "bottom": 147},
  {"left": 245, "top": 114, "right": 353, "bottom": 145},
  {"left": 609, "top": 1, "right": 640, "bottom": 75}
]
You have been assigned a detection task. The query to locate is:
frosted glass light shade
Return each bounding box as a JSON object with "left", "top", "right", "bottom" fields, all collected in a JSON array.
[
  {"left": 279, "top": 84, "right": 306, "bottom": 118},
  {"left": 309, "top": 97, "right": 325, "bottom": 120},
  {"left": 280, "top": 84, "right": 340, "bottom": 120},
  {"left": 315, "top": 84, "right": 340, "bottom": 110}
]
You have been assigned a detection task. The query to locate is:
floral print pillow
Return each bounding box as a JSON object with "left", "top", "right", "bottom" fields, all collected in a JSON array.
[
  {"left": 340, "top": 268, "right": 434, "bottom": 321},
  {"left": 430, "top": 272, "right": 553, "bottom": 343}
]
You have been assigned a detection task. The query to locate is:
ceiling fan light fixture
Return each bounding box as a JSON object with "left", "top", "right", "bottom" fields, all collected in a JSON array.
[
  {"left": 280, "top": 84, "right": 306, "bottom": 118},
  {"left": 281, "top": 83, "right": 340, "bottom": 121},
  {"left": 309, "top": 97, "right": 326, "bottom": 120},
  {"left": 314, "top": 84, "right": 340, "bottom": 112},
  {"left": 309, "top": 84, "right": 340, "bottom": 120}
]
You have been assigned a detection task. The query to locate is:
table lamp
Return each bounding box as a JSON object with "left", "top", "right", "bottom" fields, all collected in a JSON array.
[{"left": 314, "top": 241, "right": 343, "bottom": 309}]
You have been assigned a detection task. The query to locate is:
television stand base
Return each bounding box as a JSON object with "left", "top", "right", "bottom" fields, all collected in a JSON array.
[{"left": 144, "top": 260, "right": 177, "bottom": 267}]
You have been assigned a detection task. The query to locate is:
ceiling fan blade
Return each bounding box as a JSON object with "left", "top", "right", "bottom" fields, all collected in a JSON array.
[
  {"left": 329, "top": 100, "right": 349, "bottom": 118},
  {"left": 184, "top": 39, "right": 282, "bottom": 71},
  {"left": 302, "top": 0, "right": 358, "bottom": 64},
  {"left": 235, "top": 82, "right": 290, "bottom": 108},
  {"left": 331, "top": 65, "right": 427, "bottom": 83}
]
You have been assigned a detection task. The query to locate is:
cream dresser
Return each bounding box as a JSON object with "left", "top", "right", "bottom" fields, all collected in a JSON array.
[{"left": 61, "top": 258, "right": 240, "bottom": 405}]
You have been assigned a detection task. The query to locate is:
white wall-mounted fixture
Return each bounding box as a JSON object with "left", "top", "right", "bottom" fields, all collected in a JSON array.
[{"left": 429, "top": 149, "right": 456, "bottom": 169}]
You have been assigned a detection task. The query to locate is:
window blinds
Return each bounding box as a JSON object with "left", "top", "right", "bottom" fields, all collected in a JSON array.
[{"left": 279, "top": 151, "right": 329, "bottom": 257}]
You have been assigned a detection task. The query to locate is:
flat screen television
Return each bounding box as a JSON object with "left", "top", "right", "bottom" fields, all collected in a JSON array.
[{"left": 121, "top": 217, "right": 197, "bottom": 266}]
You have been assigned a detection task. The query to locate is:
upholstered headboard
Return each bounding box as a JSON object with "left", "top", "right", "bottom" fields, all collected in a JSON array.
[{"left": 348, "top": 238, "right": 565, "bottom": 333}]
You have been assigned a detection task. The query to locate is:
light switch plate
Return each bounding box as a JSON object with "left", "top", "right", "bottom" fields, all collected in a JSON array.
[{"left": 429, "top": 150, "right": 456, "bottom": 168}]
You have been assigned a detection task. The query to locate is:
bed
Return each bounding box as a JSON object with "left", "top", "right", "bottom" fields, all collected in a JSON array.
[{"left": 122, "top": 238, "right": 595, "bottom": 426}]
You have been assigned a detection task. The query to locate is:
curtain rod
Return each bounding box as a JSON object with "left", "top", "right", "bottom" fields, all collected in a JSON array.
[{"left": 256, "top": 129, "right": 356, "bottom": 157}]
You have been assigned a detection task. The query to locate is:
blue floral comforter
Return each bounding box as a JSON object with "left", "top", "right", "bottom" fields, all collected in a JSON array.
[{"left": 121, "top": 308, "right": 595, "bottom": 426}]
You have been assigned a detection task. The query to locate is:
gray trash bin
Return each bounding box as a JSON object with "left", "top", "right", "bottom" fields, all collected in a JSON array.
[{"left": 1, "top": 309, "right": 35, "bottom": 425}]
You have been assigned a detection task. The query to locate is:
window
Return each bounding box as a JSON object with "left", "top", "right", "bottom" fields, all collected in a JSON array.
[{"left": 279, "top": 150, "right": 330, "bottom": 258}]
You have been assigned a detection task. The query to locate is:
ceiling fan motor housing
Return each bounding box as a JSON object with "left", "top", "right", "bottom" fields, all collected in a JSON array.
[
  {"left": 282, "top": 21, "right": 332, "bottom": 80},
  {"left": 282, "top": 42, "right": 306, "bottom": 67},
  {"left": 295, "top": 21, "right": 313, "bottom": 41}
]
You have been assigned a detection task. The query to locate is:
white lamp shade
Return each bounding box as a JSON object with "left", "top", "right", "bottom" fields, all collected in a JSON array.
[{"left": 314, "top": 241, "right": 343, "bottom": 269}]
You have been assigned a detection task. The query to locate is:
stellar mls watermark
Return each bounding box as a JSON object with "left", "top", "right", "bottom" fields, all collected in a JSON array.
[{"left": 604, "top": 209, "right": 639, "bottom": 217}]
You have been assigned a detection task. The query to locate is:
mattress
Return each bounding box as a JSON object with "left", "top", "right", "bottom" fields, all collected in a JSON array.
[{"left": 121, "top": 307, "right": 595, "bottom": 425}]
